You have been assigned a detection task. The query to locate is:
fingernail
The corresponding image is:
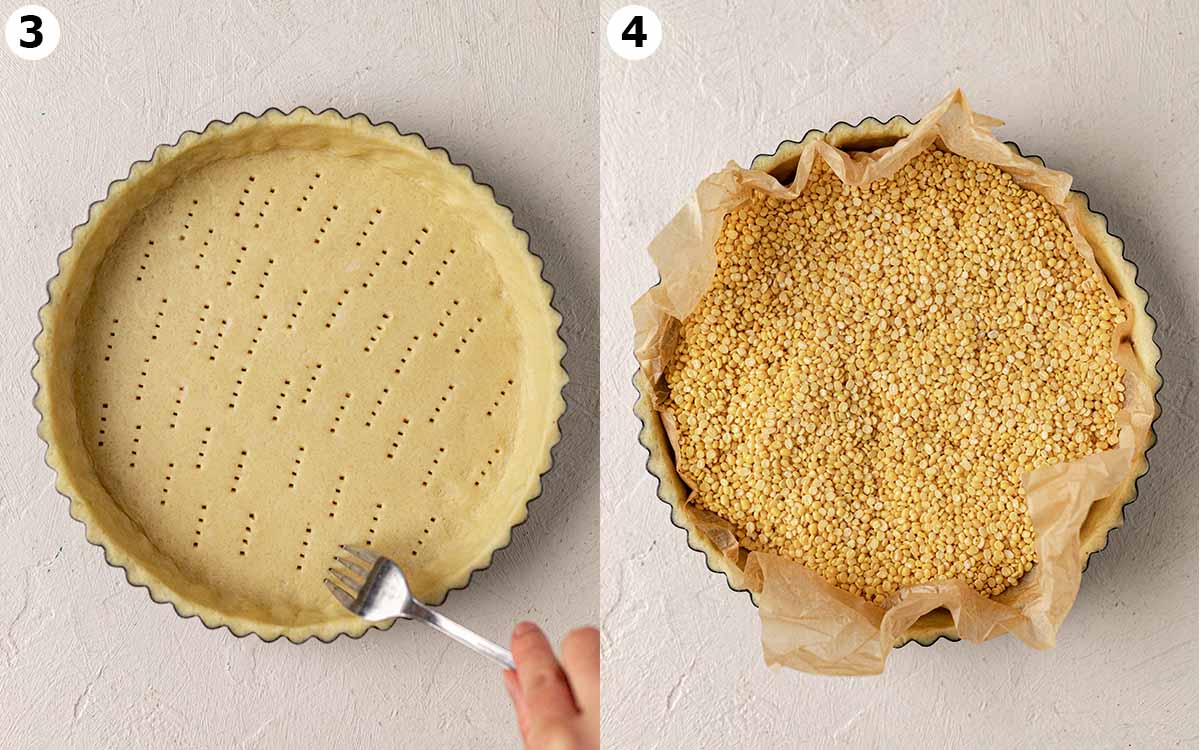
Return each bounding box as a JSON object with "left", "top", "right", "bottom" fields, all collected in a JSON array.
[{"left": 514, "top": 620, "right": 538, "bottom": 636}]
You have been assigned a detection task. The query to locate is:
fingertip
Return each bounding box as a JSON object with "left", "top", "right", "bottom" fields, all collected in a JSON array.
[
  {"left": 562, "top": 627, "right": 600, "bottom": 663},
  {"left": 561, "top": 627, "right": 601, "bottom": 713},
  {"left": 564, "top": 626, "right": 599, "bottom": 646},
  {"left": 513, "top": 620, "right": 540, "bottom": 638},
  {"left": 509, "top": 622, "right": 577, "bottom": 720}
]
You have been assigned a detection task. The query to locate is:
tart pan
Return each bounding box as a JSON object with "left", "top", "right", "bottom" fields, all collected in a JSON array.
[
  {"left": 35, "top": 108, "right": 567, "bottom": 642},
  {"left": 634, "top": 114, "right": 1162, "bottom": 648}
]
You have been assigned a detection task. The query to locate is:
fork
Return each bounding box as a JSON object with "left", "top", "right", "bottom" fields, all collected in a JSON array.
[{"left": 325, "top": 544, "right": 515, "bottom": 669}]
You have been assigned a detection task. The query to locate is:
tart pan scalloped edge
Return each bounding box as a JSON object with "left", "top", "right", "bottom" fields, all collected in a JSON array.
[
  {"left": 33, "top": 107, "right": 568, "bottom": 644},
  {"left": 634, "top": 114, "right": 1162, "bottom": 649}
]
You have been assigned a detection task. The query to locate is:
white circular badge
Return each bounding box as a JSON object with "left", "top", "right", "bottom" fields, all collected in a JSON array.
[
  {"left": 607, "top": 5, "right": 662, "bottom": 61},
  {"left": 6, "top": 5, "right": 60, "bottom": 61}
]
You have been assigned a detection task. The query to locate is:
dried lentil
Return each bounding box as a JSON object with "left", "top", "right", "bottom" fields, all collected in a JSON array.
[{"left": 665, "top": 149, "right": 1126, "bottom": 604}]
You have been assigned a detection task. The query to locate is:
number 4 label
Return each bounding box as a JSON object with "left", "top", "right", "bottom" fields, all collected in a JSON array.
[
  {"left": 607, "top": 5, "right": 662, "bottom": 61},
  {"left": 5, "top": 5, "right": 60, "bottom": 61},
  {"left": 622, "top": 15, "right": 647, "bottom": 47}
]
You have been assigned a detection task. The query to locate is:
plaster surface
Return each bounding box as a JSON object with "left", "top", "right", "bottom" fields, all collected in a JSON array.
[
  {"left": 0, "top": 2, "right": 598, "bottom": 748},
  {"left": 599, "top": 1, "right": 1198, "bottom": 747}
]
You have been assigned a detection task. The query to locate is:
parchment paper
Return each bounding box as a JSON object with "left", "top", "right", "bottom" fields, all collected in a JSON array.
[{"left": 632, "top": 90, "right": 1158, "bottom": 676}]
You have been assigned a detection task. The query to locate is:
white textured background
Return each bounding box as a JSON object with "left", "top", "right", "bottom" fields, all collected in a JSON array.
[
  {"left": 600, "top": 1, "right": 1198, "bottom": 748},
  {"left": 0, "top": 2, "right": 597, "bottom": 748}
]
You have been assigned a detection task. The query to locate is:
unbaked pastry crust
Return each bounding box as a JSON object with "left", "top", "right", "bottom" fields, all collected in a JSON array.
[
  {"left": 635, "top": 115, "right": 1161, "bottom": 647},
  {"left": 35, "top": 108, "right": 567, "bottom": 642}
]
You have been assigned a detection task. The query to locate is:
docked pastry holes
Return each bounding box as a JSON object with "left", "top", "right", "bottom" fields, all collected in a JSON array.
[
  {"left": 287, "top": 287, "right": 309, "bottom": 330},
  {"left": 407, "top": 514, "right": 439, "bottom": 558},
  {"left": 364, "top": 312, "right": 392, "bottom": 353},
  {"left": 239, "top": 512, "right": 256, "bottom": 556},
  {"left": 52, "top": 113, "right": 564, "bottom": 638}
]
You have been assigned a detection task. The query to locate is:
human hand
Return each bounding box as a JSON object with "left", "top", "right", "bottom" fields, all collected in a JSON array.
[{"left": 503, "top": 622, "right": 600, "bottom": 750}]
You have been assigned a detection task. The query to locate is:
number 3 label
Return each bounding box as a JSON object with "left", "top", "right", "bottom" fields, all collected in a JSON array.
[
  {"left": 6, "top": 5, "right": 60, "bottom": 61},
  {"left": 607, "top": 5, "right": 662, "bottom": 61}
]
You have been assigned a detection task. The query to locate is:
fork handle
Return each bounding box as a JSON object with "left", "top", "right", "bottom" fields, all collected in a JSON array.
[{"left": 408, "top": 602, "right": 515, "bottom": 670}]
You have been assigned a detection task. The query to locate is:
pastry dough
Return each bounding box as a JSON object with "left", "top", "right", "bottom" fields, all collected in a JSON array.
[{"left": 35, "top": 109, "right": 566, "bottom": 641}]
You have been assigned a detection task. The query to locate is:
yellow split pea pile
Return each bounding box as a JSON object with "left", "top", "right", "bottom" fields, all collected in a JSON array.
[{"left": 665, "top": 148, "right": 1126, "bottom": 604}]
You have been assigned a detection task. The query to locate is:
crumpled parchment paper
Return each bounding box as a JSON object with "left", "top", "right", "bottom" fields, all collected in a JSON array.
[{"left": 633, "top": 90, "right": 1158, "bottom": 675}]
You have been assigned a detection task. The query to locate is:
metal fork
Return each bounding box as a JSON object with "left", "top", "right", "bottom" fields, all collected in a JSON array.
[{"left": 325, "top": 544, "right": 514, "bottom": 669}]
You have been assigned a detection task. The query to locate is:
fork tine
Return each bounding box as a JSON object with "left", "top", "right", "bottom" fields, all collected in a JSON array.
[
  {"left": 335, "top": 554, "right": 369, "bottom": 578},
  {"left": 327, "top": 565, "right": 361, "bottom": 592},
  {"left": 324, "top": 579, "right": 357, "bottom": 611},
  {"left": 340, "top": 543, "right": 380, "bottom": 565}
]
